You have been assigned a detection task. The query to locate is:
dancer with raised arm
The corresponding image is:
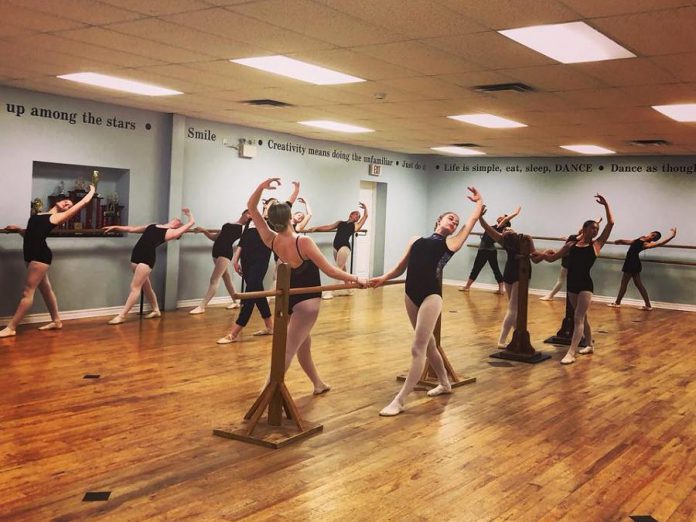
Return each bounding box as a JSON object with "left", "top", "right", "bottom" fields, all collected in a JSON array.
[
  {"left": 1, "top": 185, "right": 96, "bottom": 337},
  {"left": 309, "top": 202, "right": 368, "bottom": 298},
  {"left": 542, "top": 195, "right": 614, "bottom": 364},
  {"left": 292, "top": 197, "right": 312, "bottom": 232},
  {"left": 477, "top": 207, "right": 545, "bottom": 349},
  {"left": 235, "top": 178, "right": 366, "bottom": 393},
  {"left": 609, "top": 227, "right": 677, "bottom": 310},
  {"left": 459, "top": 206, "right": 520, "bottom": 294},
  {"left": 189, "top": 210, "right": 249, "bottom": 314},
  {"left": 370, "top": 187, "right": 483, "bottom": 416},
  {"left": 105, "top": 209, "right": 196, "bottom": 325}
]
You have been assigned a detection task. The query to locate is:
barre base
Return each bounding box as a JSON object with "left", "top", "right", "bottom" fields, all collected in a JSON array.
[{"left": 213, "top": 420, "right": 323, "bottom": 449}]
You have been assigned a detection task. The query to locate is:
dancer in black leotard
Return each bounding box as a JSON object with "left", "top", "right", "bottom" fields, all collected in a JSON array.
[
  {"left": 370, "top": 186, "right": 483, "bottom": 416},
  {"left": 609, "top": 227, "right": 676, "bottom": 310},
  {"left": 459, "top": 206, "right": 520, "bottom": 294},
  {"left": 189, "top": 210, "right": 248, "bottom": 315},
  {"left": 543, "top": 195, "right": 614, "bottom": 364},
  {"left": 104, "top": 209, "right": 196, "bottom": 325},
  {"left": 222, "top": 178, "right": 364, "bottom": 393},
  {"left": 477, "top": 207, "right": 544, "bottom": 348},
  {"left": 309, "top": 202, "right": 368, "bottom": 299},
  {"left": 1, "top": 186, "right": 96, "bottom": 338}
]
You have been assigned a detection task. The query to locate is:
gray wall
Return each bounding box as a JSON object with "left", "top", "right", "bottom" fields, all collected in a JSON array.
[
  {"left": 426, "top": 156, "right": 696, "bottom": 305},
  {"left": 0, "top": 86, "right": 171, "bottom": 316}
]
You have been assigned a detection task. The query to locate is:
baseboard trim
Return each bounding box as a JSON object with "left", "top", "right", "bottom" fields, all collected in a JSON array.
[
  {"left": 442, "top": 279, "right": 696, "bottom": 313},
  {"left": 1, "top": 303, "right": 153, "bottom": 326}
]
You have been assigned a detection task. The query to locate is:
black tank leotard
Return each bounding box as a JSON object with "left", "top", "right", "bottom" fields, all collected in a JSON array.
[
  {"left": 23, "top": 214, "right": 56, "bottom": 264},
  {"left": 272, "top": 236, "right": 322, "bottom": 314},
  {"left": 502, "top": 234, "right": 532, "bottom": 285},
  {"left": 333, "top": 221, "right": 355, "bottom": 250},
  {"left": 212, "top": 223, "right": 242, "bottom": 260},
  {"left": 405, "top": 233, "right": 454, "bottom": 307},
  {"left": 240, "top": 227, "right": 271, "bottom": 267},
  {"left": 130, "top": 224, "right": 167, "bottom": 268},
  {"left": 622, "top": 238, "right": 646, "bottom": 274},
  {"left": 561, "top": 234, "right": 578, "bottom": 269},
  {"left": 566, "top": 242, "right": 597, "bottom": 293}
]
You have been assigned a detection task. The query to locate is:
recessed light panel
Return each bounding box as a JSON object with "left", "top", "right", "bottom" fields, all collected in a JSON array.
[
  {"left": 448, "top": 114, "right": 526, "bottom": 129},
  {"left": 499, "top": 22, "right": 635, "bottom": 64},
  {"left": 298, "top": 120, "right": 374, "bottom": 133},
  {"left": 652, "top": 104, "right": 696, "bottom": 122},
  {"left": 561, "top": 145, "right": 615, "bottom": 155},
  {"left": 231, "top": 56, "right": 364, "bottom": 85},
  {"left": 431, "top": 146, "right": 486, "bottom": 156},
  {"left": 57, "top": 73, "right": 182, "bottom": 96}
]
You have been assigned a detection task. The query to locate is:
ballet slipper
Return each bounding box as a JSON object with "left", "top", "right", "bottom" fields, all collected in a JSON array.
[
  {"left": 608, "top": 302, "right": 621, "bottom": 308},
  {"left": 226, "top": 302, "right": 240, "bottom": 310},
  {"left": 578, "top": 343, "right": 594, "bottom": 355},
  {"left": 216, "top": 333, "right": 240, "bottom": 344},
  {"left": 189, "top": 306, "right": 206, "bottom": 315},
  {"left": 313, "top": 384, "right": 331, "bottom": 395},
  {"left": 641, "top": 306, "right": 653, "bottom": 311},
  {"left": 458, "top": 286, "right": 469, "bottom": 292},
  {"left": 0, "top": 327, "right": 17, "bottom": 338},
  {"left": 38, "top": 321, "right": 62, "bottom": 331},
  {"left": 560, "top": 351, "right": 576, "bottom": 365},
  {"left": 145, "top": 310, "right": 161, "bottom": 319},
  {"left": 497, "top": 342, "right": 507, "bottom": 349},
  {"left": 252, "top": 328, "right": 273, "bottom": 336},
  {"left": 539, "top": 295, "right": 553, "bottom": 301},
  {"left": 427, "top": 384, "right": 452, "bottom": 397},
  {"left": 107, "top": 315, "right": 125, "bottom": 325},
  {"left": 379, "top": 399, "right": 405, "bottom": 417},
  {"left": 322, "top": 291, "right": 334, "bottom": 300}
]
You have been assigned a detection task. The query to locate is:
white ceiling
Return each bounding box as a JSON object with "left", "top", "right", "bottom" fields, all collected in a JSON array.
[{"left": 2, "top": 0, "right": 696, "bottom": 156}]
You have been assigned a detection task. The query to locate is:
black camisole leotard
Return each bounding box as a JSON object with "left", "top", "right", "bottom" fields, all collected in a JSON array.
[
  {"left": 622, "top": 238, "right": 646, "bottom": 274},
  {"left": 501, "top": 234, "right": 532, "bottom": 285},
  {"left": 333, "top": 221, "right": 355, "bottom": 251},
  {"left": 212, "top": 223, "right": 242, "bottom": 260},
  {"left": 405, "top": 233, "right": 454, "bottom": 307},
  {"left": 23, "top": 214, "right": 57, "bottom": 264},
  {"left": 271, "top": 236, "right": 322, "bottom": 313},
  {"left": 566, "top": 242, "right": 597, "bottom": 293},
  {"left": 130, "top": 224, "right": 167, "bottom": 269}
]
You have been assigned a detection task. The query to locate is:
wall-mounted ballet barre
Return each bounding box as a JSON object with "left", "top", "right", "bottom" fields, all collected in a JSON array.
[{"left": 469, "top": 232, "right": 695, "bottom": 250}]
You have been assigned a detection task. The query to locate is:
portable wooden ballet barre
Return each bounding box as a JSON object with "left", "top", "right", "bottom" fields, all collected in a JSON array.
[{"left": 213, "top": 267, "right": 404, "bottom": 449}]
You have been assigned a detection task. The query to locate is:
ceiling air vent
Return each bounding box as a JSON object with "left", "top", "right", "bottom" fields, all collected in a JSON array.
[
  {"left": 628, "top": 139, "right": 670, "bottom": 147},
  {"left": 243, "top": 99, "right": 293, "bottom": 107},
  {"left": 473, "top": 82, "right": 534, "bottom": 93}
]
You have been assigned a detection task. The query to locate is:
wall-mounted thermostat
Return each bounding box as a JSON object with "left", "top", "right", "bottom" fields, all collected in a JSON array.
[{"left": 368, "top": 164, "right": 381, "bottom": 176}]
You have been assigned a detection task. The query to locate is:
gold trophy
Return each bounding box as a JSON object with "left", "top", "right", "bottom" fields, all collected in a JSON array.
[{"left": 92, "top": 170, "right": 100, "bottom": 197}]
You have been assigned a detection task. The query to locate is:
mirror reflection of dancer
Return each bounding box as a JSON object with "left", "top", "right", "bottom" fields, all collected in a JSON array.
[
  {"left": 244, "top": 178, "right": 366, "bottom": 392},
  {"left": 105, "top": 209, "right": 196, "bottom": 325},
  {"left": 189, "top": 210, "right": 249, "bottom": 315},
  {"left": 292, "top": 197, "right": 312, "bottom": 232},
  {"left": 459, "top": 206, "right": 520, "bottom": 294},
  {"left": 477, "top": 207, "right": 544, "bottom": 348},
  {"left": 370, "top": 187, "right": 483, "bottom": 416},
  {"left": 542, "top": 195, "right": 614, "bottom": 364},
  {"left": 609, "top": 227, "right": 677, "bottom": 310},
  {"left": 309, "top": 203, "right": 368, "bottom": 299},
  {"left": 1, "top": 186, "right": 96, "bottom": 338}
]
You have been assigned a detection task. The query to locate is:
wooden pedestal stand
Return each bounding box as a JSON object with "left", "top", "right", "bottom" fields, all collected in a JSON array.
[
  {"left": 213, "top": 264, "right": 323, "bottom": 449},
  {"left": 491, "top": 235, "right": 551, "bottom": 364}
]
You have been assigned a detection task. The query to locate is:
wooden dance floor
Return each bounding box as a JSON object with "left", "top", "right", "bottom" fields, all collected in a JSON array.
[{"left": 1, "top": 286, "right": 695, "bottom": 521}]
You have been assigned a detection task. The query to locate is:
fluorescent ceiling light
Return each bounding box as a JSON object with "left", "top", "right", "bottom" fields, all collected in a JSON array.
[
  {"left": 499, "top": 22, "right": 635, "bottom": 64},
  {"left": 561, "top": 145, "right": 615, "bottom": 155},
  {"left": 652, "top": 104, "right": 696, "bottom": 122},
  {"left": 431, "top": 146, "right": 485, "bottom": 156},
  {"left": 298, "top": 120, "right": 374, "bottom": 133},
  {"left": 231, "top": 56, "right": 364, "bottom": 85},
  {"left": 448, "top": 114, "right": 526, "bottom": 129},
  {"left": 57, "top": 72, "right": 182, "bottom": 96}
]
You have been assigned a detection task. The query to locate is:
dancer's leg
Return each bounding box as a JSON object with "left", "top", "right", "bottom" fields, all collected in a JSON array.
[
  {"left": 221, "top": 269, "right": 239, "bottom": 308},
  {"left": 141, "top": 277, "right": 161, "bottom": 319},
  {"left": 36, "top": 272, "right": 62, "bottom": 330},
  {"left": 285, "top": 298, "right": 329, "bottom": 393},
  {"left": 1, "top": 262, "right": 49, "bottom": 337},
  {"left": 461, "top": 251, "right": 487, "bottom": 291},
  {"left": 191, "top": 257, "right": 231, "bottom": 314},
  {"left": 633, "top": 274, "right": 652, "bottom": 309},
  {"left": 497, "top": 282, "right": 518, "bottom": 347},
  {"left": 108, "top": 263, "right": 152, "bottom": 324},
  {"left": 333, "top": 246, "right": 352, "bottom": 296},
  {"left": 380, "top": 294, "right": 443, "bottom": 416},
  {"left": 611, "top": 273, "right": 632, "bottom": 307},
  {"left": 488, "top": 251, "right": 505, "bottom": 294},
  {"left": 562, "top": 291, "right": 592, "bottom": 364},
  {"left": 541, "top": 267, "right": 567, "bottom": 300}
]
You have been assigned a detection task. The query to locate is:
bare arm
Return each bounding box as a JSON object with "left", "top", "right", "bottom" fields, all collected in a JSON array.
[
  {"left": 594, "top": 194, "right": 614, "bottom": 252},
  {"left": 4, "top": 224, "right": 25, "bottom": 237},
  {"left": 195, "top": 226, "right": 218, "bottom": 241},
  {"left": 645, "top": 227, "right": 677, "bottom": 249},
  {"left": 544, "top": 241, "right": 574, "bottom": 263},
  {"left": 50, "top": 185, "right": 96, "bottom": 226},
  {"left": 446, "top": 187, "right": 484, "bottom": 253},
  {"left": 164, "top": 208, "right": 196, "bottom": 241},
  {"left": 354, "top": 202, "right": 368, "bottom": 232},
  {"left": 286, "top": 181, "right": 300, "bottom": 206},
  {"left": 103, "top": 224, "right": 148, "bottom": 233},
  {"left": 308, "top": 221, "right": 340, "bottom": 233},
  {"left": 614, "top": 239, "right": 633, "bottom": 245},
  {"left": 477, "top": 206, "right": 504, "bottom": 244},
  {"left": 233, "top": 246, "right": 242, "bottom": 275},
  {"left": 301, "top": 236, "right": 366, "bottom": 285},
  {"left": 247, "top": 178, "right": 279, "bottom": 248},
  {"left": 369, "top": 237, "right": 416, "bottom": 287},
  {"left": 498, "top": 205, "right": 521, "bottom": 228},
  {"left": 296, "top": 198, "right": 312, "bottom": 232}
]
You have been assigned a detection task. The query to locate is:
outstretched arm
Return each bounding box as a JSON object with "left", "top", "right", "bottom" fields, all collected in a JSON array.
[
  {"left": 354, "top": 202, "right": 368, "bottom": 232},
  {"left": 369, "top": 237, "right": 417, "bottom": 287},
  {"left": 307, "top": 221, "right": 340, "bottom": 233},
  {"left": 247, "top": 178, "right": 279, "bottom": 247},
  {"left": 165, "top": 208, "right": 196, "bottom": 241},
  {"left": 594, "top": 194, "right": 614, "bottom": 252},
  {"left": 50, "top": 185, "right": 96, "bottom": 226},
  {"left": 195, "top": 226, "right": 218, "bottom": 241},
  {"left": 614, "top": 239, "right": 633, "bottom": 245},
  {"left": 645, "top": 227, "right": 677, "bottom": 249},
  {"left": 498, "top": 205, "right": 521, "bottom": 228},
  {"left": 103, "top": 224, "right": 148, "bottom": 234},
  {"left": 286, "top": 181, "right": 300, "bottom": 206},
  {"left": 300, "top": 236, "right": 366, "bottom": 286},
  {"left": 4, "top": 224, "right": 25, "bottom": 237},
  {"left": 295, "top": 198, "right": 312, "bottom": 232},
  {"left": 544, "top": 240, "right": 574, "bottom": 263},
  {"left": 446, "top": 187, "right": 484, "bottom": 252}
]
